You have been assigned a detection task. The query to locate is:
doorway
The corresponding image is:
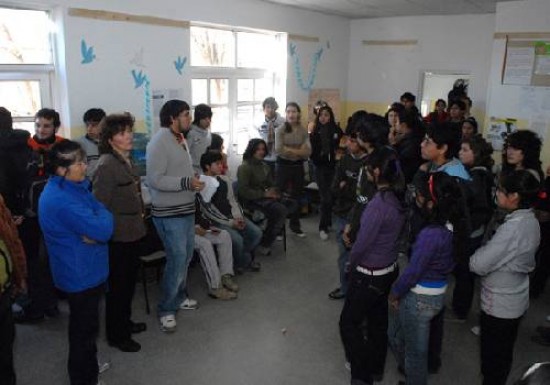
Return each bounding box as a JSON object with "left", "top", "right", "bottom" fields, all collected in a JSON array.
[{"left": 419, "top": 71, "right": 470, "bottom": 117}]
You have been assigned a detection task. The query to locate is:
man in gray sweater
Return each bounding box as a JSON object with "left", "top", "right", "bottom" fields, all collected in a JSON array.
[{"left": 146, "top": 99, "right": 204, "bottom": 333}]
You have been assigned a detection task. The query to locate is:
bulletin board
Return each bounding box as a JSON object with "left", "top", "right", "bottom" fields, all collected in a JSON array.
[
  {"left": 502, "top": 39, "right": 550, "bottom": 87},
  {"left": 308, "top": 88, "right": 341, "bottom": 123}
]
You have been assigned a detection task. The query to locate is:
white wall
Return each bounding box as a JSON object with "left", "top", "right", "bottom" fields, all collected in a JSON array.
[
  {"left": 485, "top": 0, "right": 550, "bottom": 167},
  {"left": 347, "top": 14, "right": 495, "bottom": 116},
  {"left": 24, "top": 0, "right": 350, "bottom": 135}
]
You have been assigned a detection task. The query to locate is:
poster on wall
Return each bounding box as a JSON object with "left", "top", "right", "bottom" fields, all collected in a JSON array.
[
  {"left": 534, "top": 42, "right": 550, "bottom": 76},
  {"left": 503, "top": 46, "right": 535, "bottom": 85},
  {"left": 308, "top": 88, "right": 341, "bottom": 124},
  {"left": 487, "top": 117, "right": 518, "bottom": 151}
]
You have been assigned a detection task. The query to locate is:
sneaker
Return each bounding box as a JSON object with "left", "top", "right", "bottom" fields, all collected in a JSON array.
[
  {"left": 276, "top": 235, "right": 284, "bottom": 242},
  {"left": 328, "top": 287, "right": 345, "bottom": 300},
  {"left": 292, "top": 229, "right": 306, "bottom": 238},
  {"left": 208, "top": 287, "right": 238, "bottom": 300},
  {"left": 471, "top": 325, "right": 481, "bottom": 336},
  {"left": 445, "top": 311, "right": 467, "bottom": 323},
  {"left": 319, "top": 230, "right": 329, "bottom": 241},
  {"left": 98, "top": 360, "right": 111, "bottom": 374},
  {"left": 179, "top": 298, "right": 199, "bottom": 310},
  {"left": 108, "top": 338, "right": 141, "bottom": 353},
  {"left": 546, "top": 315, "right": 550, "bottom": 323},
  {"left": 221, "top": 274, "right": 239, "bottom": 292},
  {"left": 130, "top": 321, "right": 147, "bottom": 334},
  {"left": 159, "top": 315, "right": 177, "bottom": 333},
  {"left": 247, "top": 261, "right": 261, "bottom": 272},
  {"left": 256, "top": 245, "right": 271, "bottom": 256}
]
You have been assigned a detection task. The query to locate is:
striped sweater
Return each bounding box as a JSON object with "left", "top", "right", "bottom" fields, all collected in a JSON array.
[{"left": 146, "top": 127, "right": 196, "bottom": 217}]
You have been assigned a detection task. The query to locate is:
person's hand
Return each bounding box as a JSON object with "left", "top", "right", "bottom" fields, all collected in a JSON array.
[
  {"left": 342, "top": 224, "right": 352, "bottom": 247},
  {"left": 339, "top": 181, "right": 346, "bottom": 189},
  {"left": 234, "top": 217, "right": 246, "bottom": 230},
  {"left": 195, "top": 225, "right": 207, "bottom": 236},
  {"left": 12, "top": 216, "right": 24, "bottom": 226},
  {"left": 264, "top": 188, "right": 280, "bottom": 199},
  {"left": 191, "top": 177, "right": 205, "bottom": 192},
  {"left": 388, "top": 293, "right": 400, "bottom": 310},
  {"left": 81, "top": 236, "right": 97, "bottom": 244}
]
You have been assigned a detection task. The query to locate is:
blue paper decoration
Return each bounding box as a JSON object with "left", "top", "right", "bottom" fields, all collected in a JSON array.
[
  {"left": 289, "top": 43, "right": 324, "bottom": 91},
  {"left": 131, "top": 69, "right": 147, "bottom": 89},
  {"left": 143, "top": 79, "right": 153, "bottom": 137},
  {"left": 80, "top": 39, "right": 96, "bottom": 64},
  {"left": 174, "top": 56, "right": 187, "bottom": 75}
]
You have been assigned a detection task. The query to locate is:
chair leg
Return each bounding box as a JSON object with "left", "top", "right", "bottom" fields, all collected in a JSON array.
[
  {"left": 142, "top": 263, "right": 150, "bottom": 315},
  {"left": 283, "top": 223, "right": 287, "bottom": 254}
]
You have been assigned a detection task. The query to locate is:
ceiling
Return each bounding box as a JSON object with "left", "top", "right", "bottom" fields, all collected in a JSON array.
[{"left": 258, "top": 0, "right": 520, "bottom": 19}]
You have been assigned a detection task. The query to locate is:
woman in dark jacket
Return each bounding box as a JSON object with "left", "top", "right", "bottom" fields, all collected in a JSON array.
[
  {"left": 393, "top": 110, "right": 424, "bottom": 184},
  {"left": 310, "top": 106, "right": 341, "bottom": 240},
  {"left": 93, "top": 113, "right": 147, "bottom": 352}
]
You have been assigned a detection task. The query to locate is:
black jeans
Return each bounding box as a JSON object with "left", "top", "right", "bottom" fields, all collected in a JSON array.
[
  {"left": 276, "top": 161, "right": 305, "bottom": 232},
  {"left": 452, "top": 236, "right": 482, "bottom": 318},
  {"left": 249, "top": 198, "right": 295, "bottom": 248},
  {"left": 106, "top": 240, "right": 141, "bottom": 344},
  {"left": 339, "top": 268, "right": 398, "bottom": 383},
  {"left": 530, "top": 221, "right": 550, "bottom": 297},
  {"left": 66, "top": 284, "right": 104, "bottom": 385},
  {"left": 0, "top": 292, "right": 16, "bottom": 385},
  {"left": 315, "top": 165, "right": 334, "bottom": 231},
  {"left": 18, "top": 218, "right": 57, "bottom": 316},
  {"left": 480, "top": 311, "right": 521, "bottom": 385}
]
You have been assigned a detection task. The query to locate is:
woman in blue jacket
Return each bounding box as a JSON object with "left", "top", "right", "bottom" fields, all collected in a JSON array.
[{"left": 39, "top": 140, "right": 113, "bottom": 385}]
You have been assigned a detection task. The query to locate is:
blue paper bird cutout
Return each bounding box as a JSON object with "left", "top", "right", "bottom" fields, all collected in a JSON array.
[
  {"left": 314, "top": 48, "right": 324, "bottom": 61},
  {"left": 289, "top": 43, "right": 297, "bottom": 56},
  {"left": 131, "top": 70, "right": 148, "bottom": 89},
  {"left": 174, "top": 56, "right": 187, "bottom": 75},
  {"left": 81, "top": 39, "right": 96, "bottom": 64}
]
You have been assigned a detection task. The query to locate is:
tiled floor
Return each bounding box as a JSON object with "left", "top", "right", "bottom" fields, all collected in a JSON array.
[{"left": 13, "top": 216, "right": 550, "bottom": 384}]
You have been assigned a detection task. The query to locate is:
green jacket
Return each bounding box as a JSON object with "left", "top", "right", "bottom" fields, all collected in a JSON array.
[{"left": 237, "top": 158, "right": 275, "bottom": 202}]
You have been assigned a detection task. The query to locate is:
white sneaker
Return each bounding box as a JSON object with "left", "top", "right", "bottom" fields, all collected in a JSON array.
[
  {"left": 546, "top": 315, "right": 550, "bottom": 322},
  {"left": 319, "top": 230, "right": 328, "bottom": 241},
  {"left": 471, "top": 325, "right": 481, "bottom": 336},
  {"left": 276, "top": 235, "right": 283, "bottom": 241},
  {"left": 98, "top": 360, "right": 111, "bottom": 374},
  {"left": 159, "top": 314, "right": 177, "bottom": 333},
  {"left": 179, "top": 298, "right": 199, "bottom": 310}
]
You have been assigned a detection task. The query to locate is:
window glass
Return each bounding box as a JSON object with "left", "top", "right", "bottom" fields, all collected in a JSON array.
[
  {"left": 0, "top": 8, "right": 52, "bottom": 64},
  {"left": 237, "top": 79, "right": 254, "bottom": 102},
  {"left": 254, "top": 78, "right": 272, "bottom": 102},
  {"left": 0, "top": 80, "right": 42, "bottom": 118},
  {"left": 210, "top": 106, "right": 229, "bottom": 134},
  {"left": 237, "top": 32, "right": 276, "bottom": 69},
  {"left": 210, "top": 78, "right": 228, "bottom": 104},
  {"left": 191, "top": 27, "right": 235, "bottom": 67},
  {"left": 191, "top": 79, "right": 208, "bottom": 105}
]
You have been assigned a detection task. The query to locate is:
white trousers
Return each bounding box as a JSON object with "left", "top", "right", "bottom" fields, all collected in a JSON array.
[{"left": 194, "top": 230, "right": 234, "bottom": 289}]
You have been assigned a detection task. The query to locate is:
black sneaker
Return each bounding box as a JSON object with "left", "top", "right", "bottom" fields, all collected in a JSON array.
[
  {"left": 108, "top": 338, "right": 141, "bottom": 352},
  {"left": 328, "top": 288, "right": 345, "bottom": 300},
  {"left": 130, "top": 321, "right": 147, "bottom": 334}
]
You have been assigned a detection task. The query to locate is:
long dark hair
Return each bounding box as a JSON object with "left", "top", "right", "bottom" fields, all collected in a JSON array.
[
  {"left": 461, "top": 135, "right": 494, "bottom": 169},
  {"left": 313, "top": 106, "right": 336, "bottom": 133},
  {"left": 355, "top": 113, "right": 389, "bottom": 150},
  {"left": 420, "top": 172, "right": 471, "bottom": 261},
  {"left": 48, "top": 140, "right": 86, "bottom": 177},
  {"left": 502, "top": 130, "right": 543, "bottom": 181},
  {"left": 284, "top": 102, "right": 301, "bottom": 133},
  {"left": 367, "top": 146, "right": 405, "bottom": 200},
  {"left": 243, "top": 138, "right": 267, "bottom": 161},
  {"left": 499, "top": 170, "right": 541, "bottom": 209}
]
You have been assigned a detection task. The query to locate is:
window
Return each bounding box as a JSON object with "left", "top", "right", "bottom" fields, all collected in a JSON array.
[
  {"left": 0, "top": 7, "right": 55, "bottom": 133},
  {"left": 190, "top": 25, "right": 285, "bottom": 158}
]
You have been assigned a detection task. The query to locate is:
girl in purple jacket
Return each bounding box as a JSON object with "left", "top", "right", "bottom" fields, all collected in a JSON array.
[
  {"left": 388, "top": 172, "right": 469, "bottom": 385},
  {"left": 339, "top": 147, "right": 406, "bottom": 385}
]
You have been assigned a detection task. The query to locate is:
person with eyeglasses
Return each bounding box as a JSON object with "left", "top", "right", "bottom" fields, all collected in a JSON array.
[{"left": 39, "top": 140, "right": 114, "bottom": 385}]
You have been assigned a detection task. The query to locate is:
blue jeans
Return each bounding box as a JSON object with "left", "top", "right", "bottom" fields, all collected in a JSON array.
[
  {"left": 336, "top": 216, "right": 350, "bottom": 294},
  {"left": 219, "top": 218, "right": 263, "bottom": 269},
  {"left": 388, "top": 291, "right": 445, "bottom": 385},
  {"left": 152, "top": 215, "right": 195, "bottom": 317}
]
